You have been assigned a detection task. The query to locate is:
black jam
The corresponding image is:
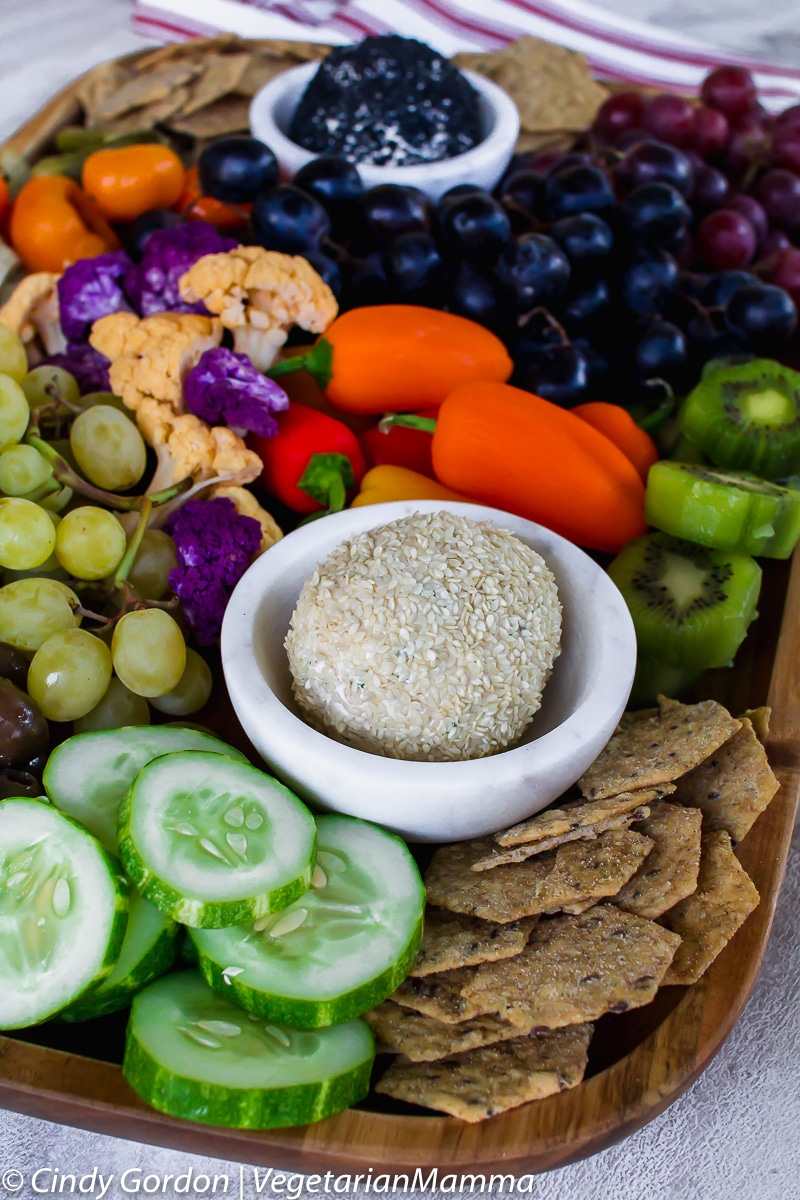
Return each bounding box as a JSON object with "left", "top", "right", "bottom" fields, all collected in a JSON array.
[{"left": 288, "top": 35, "right": 483, "bottom": 168}]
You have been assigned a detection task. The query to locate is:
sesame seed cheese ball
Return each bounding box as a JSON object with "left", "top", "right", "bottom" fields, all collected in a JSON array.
[{"left": 284, "top": 511, "right": 562, "bottom": 762}]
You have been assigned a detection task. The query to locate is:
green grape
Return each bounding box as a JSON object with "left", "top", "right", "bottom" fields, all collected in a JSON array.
[
  {"left": 0, "top": 374, "right": 30, "bottom": 451},
  {"left": 0, "top": 577, "right": 79, "bottom": 652},
  {"left": 0, "top": 326, "right": 28, "bottom": 384},
  {"left": 28, "top": 628, "right": 113, "bottom": 722},
  {"left": 111, "top": 609, "right": 186, "bottom": 698},
  {"left": 0, "top": 444, "right": 53, "bottom": 496},
  {"left": 21, "top": 366, "right": 80, "bottom": 413},
  {"left": 55, "top": 506, "right": 127, "bottom": 580},
  {"left": 150, "top": 648, "right": 212, "bottom": 716},
  {"left": 73, "top": 676, "right": 151, "bottom": 733},
  {"left": 77, "top": 391, "right": 128, "bottom": 414},
  {"left": 128, "top": 529, "right": 177, "bottom": 600},
  {"left": 70, "top": 405, "right": 146, "bottom": 492},
  {"left": 0, "top": 497, "right": 56, "bottom": 570}
]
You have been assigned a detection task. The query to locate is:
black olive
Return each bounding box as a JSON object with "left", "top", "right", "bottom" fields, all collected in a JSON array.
[
  {"left": 0, "top": 641, "right": 30, "bottom": 691},
  {"left": 0, "top": 769, "right": 43, "bottom": 800},
  {"left": 0, "top": 679, "right": 49, "bottom": 768}
]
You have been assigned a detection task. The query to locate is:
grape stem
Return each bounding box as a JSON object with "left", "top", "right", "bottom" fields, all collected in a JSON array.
[
  {"left": 114, "top": 498, "right": 152, "bottom": 589},
  {"left": 25, "top": 434, "right": 191, "bottom": 511}
]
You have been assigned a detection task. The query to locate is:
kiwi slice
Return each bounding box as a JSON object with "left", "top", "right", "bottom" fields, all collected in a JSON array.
[
  {"left": 678, "top": 359, "right": 800, "bottom": 480},
  {"left": 608, "top": 532, "right": 762, "bottom": 671},
  {"left": 645, "top": 461, "right": 800, "bottom": 559},
  {"left": 629, "top": 655, "right": 704, "bottom": 709},
  {"left": 669, "top": 433, "right": 705, "bottom": 464}
]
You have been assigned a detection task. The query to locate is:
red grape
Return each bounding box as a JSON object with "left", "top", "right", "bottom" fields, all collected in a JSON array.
[
  {"left": 725, "top": 114, "right": 769, "bottom": 180},
  {"left": 776, "top": 104, "right": 800, "bottom": 132},
  {"left": 696, "top": 209, "right": 757, "bottom": 269},
  {"left": 701, "top": 66, "right": 758, "bottom": 120},
  {"left": 726, "top": 194, "right": 768, "bottom": 246},
  {"left": 770, "top": 246, "right": 800, "bottom": 304},
  {"left": 762, "top": 229, "right": 793, "bottom": 256},
  {"left": 593, "top": 91, "right": 645, "bottom": 140},
  {"left": 693, "top": 164, "right": 730, "bottom": 209},
  {"left": 643, "top": 94, "right": 695, "bottom": 147},
  {"left": 691, "top": 106, "right": 730, "bottom": 158},
  {"left": 754, "top": 168, "right": 800, "bottom": 230},
  {"left": 771, "top": 127, "right": 800, "bottom": 174}
]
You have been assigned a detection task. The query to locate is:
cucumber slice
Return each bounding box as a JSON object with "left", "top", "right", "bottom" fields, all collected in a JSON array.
[
  {"left": 645, "top": 461, "right": 800, "bottom": 559},
  {"left": 44, "top": 726, "right": 249, "bottom": 852},
  {"left": 123, "top": 970, "right": 374, "bottom": 1128},
  {"left": 0, "top": 798, "right": 128, "bottom": 1029},
  {"left": 60, "top": 890, "right": 179, "bottom": 1022},
  {"left": 118, "top": 752, "right": 316, "bottom": 929},
  {"left": 191, "top": 815, "right": 425, "bottom": 1028}
]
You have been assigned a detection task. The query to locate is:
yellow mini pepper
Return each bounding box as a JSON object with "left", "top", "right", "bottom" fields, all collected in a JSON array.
[{"left": 351, "top": 465, "right": 468, "bottom": 508}]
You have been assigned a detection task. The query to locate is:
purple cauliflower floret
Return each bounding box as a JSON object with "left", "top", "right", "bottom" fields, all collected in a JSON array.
[
  {"left": 57, "top": 251, "right": 135, "bottom": 343},
  {"left": 42, "top": 341, "right": 111, "bottom": 394},
  {"left": 124, "top": 222, "right": 238, "bottom": 318},
  {"left": 166, "top": 497, "right": 262, "bottom": 645},
  {"left": 184, "top": 347, "right": 289, "bottom": 437}
]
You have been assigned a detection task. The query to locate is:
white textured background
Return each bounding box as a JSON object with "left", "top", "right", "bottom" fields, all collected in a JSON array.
[{"left": 0, "top": 1, "right": 799, "bottom": 1195}]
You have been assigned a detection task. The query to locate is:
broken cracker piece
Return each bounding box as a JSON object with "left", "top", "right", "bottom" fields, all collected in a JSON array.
[
  {"left": 364, "top": 1001, "right": 521, "bottom": 1062},
  {"left": 660, "top": 830, "right": 759, "bottom": 984},
  {"left": 615, "top": 800, "right": 702, "bottom": 919},
  {"left": 168, "top": 97, "right": 251, "bottom": 138},
  {"left": 463, "top": 906, "right": 681, "bottom": 1030},
  {"left": 672, "top": 718, "right": 779, "bottom": 843},
  {"left": 391, "top": 967, "right": 488, "bottom": 1025},
  {"left": 425, "top": 829, "right": 653, "bottom": 923},
  {"left": 579, "top": 698, "right": 740, "bottom": 800},
  {"left": 88, "top": 62, "right": 201, "bottom": 122},
  {"left": 410, "top": 909, "right": 537, "bottom": 977},
  {"left": 741, "top": 706, "right": 770, "bottom": 743},
  {"left": 375, "top": 1024, "right": 592, "bottom": 1122},
  {"left": 179, "top": 53, "right": 252, "bottom": 117}
]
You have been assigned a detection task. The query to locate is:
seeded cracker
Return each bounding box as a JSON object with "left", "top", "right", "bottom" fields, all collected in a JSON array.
[
  {"left": 742, "top": 705, "right": 771, "bottom": 743},
  {"left": 375, "top": 1025, "right": 593, "bottom": 1122},
  {"left": 425, "top": 829, "right": 653, "bottom": 922},
  {"left": 476, "top": 786, "right": 674, "bottom": 869},
  {"left": 169, "top": 98, "right": 252, "bottom": 139},
  {"left": 179, "top": 54, "right": 252, "bottom": 118},
  {"left": 578, "top": 698, "right": 740, "bottom": 800},
  {"left": 88, "top": 62, "right": 202, "bottom": 123},
  {"left": 364, "top": 1001, "right": 523, "bottom": 1061},
  {"left": 463, "top": 906, "right": 681, "bottom": 1029},
  {"left": 391, "top": 967, "right": 488, "bottom": 1024},
  {"left": 614, "top": 800, "right": 702, "bottom": 919},
  {"left": 97, "top": 90, "right": 193, "bottom": 138},
  {"left": 410, "top": 909, "right": 537, "bottom": 977},
  {"left": 660, "top": 830, "right": 759, "bottom": 984},
  {"left": 671, "top": 718, "right": 779, "bottom": 843}
]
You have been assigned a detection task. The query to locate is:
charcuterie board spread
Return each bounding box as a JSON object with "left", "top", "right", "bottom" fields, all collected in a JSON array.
[{"left": 0, "top": 31, "right": 799, "bottom": 1174}]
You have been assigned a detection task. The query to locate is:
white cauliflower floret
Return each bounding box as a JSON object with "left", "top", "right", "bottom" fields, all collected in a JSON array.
[
  {"left": 0, "top": 271, "right": 66, "bottom": 355},
  {"left": 178, "top": 246, "right": 338, "bottom": 372}
]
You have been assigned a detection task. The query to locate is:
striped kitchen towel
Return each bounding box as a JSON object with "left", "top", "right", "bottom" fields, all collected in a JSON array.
[{"left": 131, "top": 0, "right": 800, "bottom": 109}]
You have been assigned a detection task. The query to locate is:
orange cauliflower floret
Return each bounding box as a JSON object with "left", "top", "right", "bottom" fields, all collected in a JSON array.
[
  {"left": 89, "top": 311, "right": 222, "bottom": 412},
  {"left": 207, "top": 484, "right": 282, "bottom": 553},
  {"left": 0, "top": 271, "right": 66, "bottom": 356},
  {"left": 178, "top": 246, "right": 338, "bottom": 372}
]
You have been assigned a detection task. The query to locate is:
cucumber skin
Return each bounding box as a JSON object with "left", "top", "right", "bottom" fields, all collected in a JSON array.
[
  {"left": 122, "top": 1025, "right": 374, "bottom": 1129},
  {"left": 118, "top": 789, "right": 316, "bottom": 930},
  {"left": 59, "top": 922, "right": 180, "bottom": 1023},
  {"left": 1, "top": 802, "right": 130, "bottom": 1029},
  {"left": 193, "top": 911, "right": 425, "bottom": 1029}
]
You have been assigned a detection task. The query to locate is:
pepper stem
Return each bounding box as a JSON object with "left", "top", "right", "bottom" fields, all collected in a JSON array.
[
  {"left": 297, "top": 452, "right": 354, "bottom": 521},
  {"left": 266, "top": 339, "right": 334, "bottom": 389},
  {"left": 378, "top": 413, "right": 437, "bottom": 434}
]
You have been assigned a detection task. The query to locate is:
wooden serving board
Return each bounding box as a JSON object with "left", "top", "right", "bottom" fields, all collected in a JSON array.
[{"left": 2, "top": 55, "right": 800, "bottom": 1176}]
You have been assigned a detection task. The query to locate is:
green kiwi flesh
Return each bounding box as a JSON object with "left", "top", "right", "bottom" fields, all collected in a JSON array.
[
  {"left": 608, "top": 532, "right": 762, "bottom": 671},
  {"left": 678, "top": 360, "right": 800, "bottom": 479},
  {"left": 628, "top": 655, "right": 705, "bottom": 709},
  {"left": 645, "top": 461, "right": 800, "bottom": 558}
]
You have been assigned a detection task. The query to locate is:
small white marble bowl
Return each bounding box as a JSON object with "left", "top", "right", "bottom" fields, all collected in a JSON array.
[
  {"left": 221, "top": 501, "right": 635, "bottom": 843},
  {"left": 249, "top": 62, "right": 520, "bottom": 199}
]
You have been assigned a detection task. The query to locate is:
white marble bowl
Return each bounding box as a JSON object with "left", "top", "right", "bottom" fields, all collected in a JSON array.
[
  {"left": 221, "top": 501, "right": 636, "bottom": 843},
  {"left": 249, "top": 62, "right": 520, "bottom": 199}
]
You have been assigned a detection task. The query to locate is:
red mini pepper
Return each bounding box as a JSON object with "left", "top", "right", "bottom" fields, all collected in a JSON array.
[
  {"left": 251, "top": 404, "right": 366, "bottom": 515},
  {"left": 359, "top": 407, "right": 439, "bottom": 476}
]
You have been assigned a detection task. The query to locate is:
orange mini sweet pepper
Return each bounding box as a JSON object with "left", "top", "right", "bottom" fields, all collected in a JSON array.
[
  {"left": 571, "top": 402, "right": 659, "bottom": 483},
  {"left": 10, "top": 175, "right": 120, "bottom": 272},
  {"left": 82, "top": 144, "right": 186, "bottom": 223},
  {"left": 320, "top": 306, "right": 513, "bottom": 414}
]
